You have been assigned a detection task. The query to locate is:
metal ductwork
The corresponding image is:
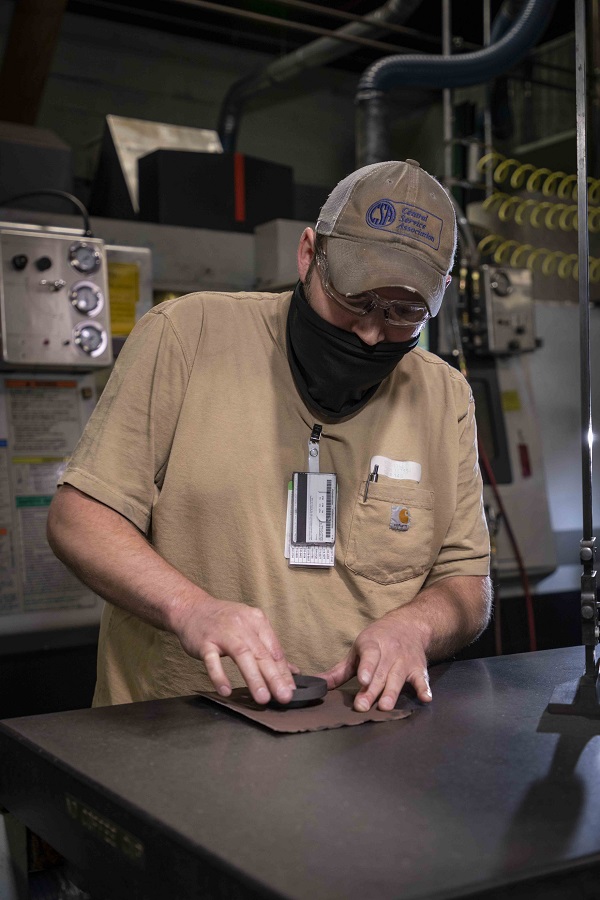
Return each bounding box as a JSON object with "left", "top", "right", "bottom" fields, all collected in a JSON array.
[
  {"left": 356, "top": 0, "right": 559, "bottom": 166},
  {"left": 217, "top": 0, "right": 424, "bottom": 153}
]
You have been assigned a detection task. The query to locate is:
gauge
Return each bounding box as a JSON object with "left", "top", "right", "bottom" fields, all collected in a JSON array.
[
  {"left": 73, "top": 322, "right": 107, "bottom": 357},
  {"left": 490, "top": 269, "right": 512, "bottom": 297},
  {"left": 70, "top": 280, "right": 104, "bottom": 316},
  {"left": 69, "top": 241, "right": 101, "bottom": 274}
]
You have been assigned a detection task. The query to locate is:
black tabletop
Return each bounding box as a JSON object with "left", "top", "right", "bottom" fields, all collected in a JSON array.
[{"left": 2, "top": 647, "right": 600, "bottom": 900}]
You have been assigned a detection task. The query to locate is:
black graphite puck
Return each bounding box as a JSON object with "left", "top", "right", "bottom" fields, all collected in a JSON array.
[{"left": 268, "top": 674, "right": 328, "bottom": 709}]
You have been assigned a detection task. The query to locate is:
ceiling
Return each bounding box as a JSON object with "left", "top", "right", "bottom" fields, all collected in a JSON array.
[{"left": 65, "top": 0, "right": 575, "bottom": 75}]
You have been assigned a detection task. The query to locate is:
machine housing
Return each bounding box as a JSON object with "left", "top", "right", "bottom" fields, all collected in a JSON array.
[{"left": 0, "top": 225, "right": 112, "bottom": 370}]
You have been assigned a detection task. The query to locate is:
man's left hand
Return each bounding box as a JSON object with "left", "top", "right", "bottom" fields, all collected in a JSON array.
[
  {"left": 317, "top": 610, "right": 432, "bottom": 712},
  {"left": 317, "top": 575, "right": 492, "bottom": 711}
]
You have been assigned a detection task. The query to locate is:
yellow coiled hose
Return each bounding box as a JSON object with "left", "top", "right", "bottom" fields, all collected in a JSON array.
[
  {"left": 478, "top": 151, "right": 600, "bottom": 204},
  {"left": 482, "top": 191, "right": 600, "bottom": 232},
  {"left": 477, "top": 233, "right": 600, "bottom": 282}
]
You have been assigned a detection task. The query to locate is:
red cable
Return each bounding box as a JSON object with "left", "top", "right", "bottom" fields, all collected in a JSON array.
[{"left": 233, "top": 152, "right": 246, "bottom": 223}]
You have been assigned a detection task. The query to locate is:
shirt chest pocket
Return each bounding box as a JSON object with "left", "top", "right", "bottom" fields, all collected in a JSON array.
[{"left": 344, "top": 481, "right": 435, "bottom": 585}]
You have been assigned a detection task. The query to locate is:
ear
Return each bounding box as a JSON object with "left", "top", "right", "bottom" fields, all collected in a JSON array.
[
  {"left": 297, "top": 228, "right": 316, "bottom": 282},
  {"left": 444, "top": 274, "right": 452, "bottom": 290}
]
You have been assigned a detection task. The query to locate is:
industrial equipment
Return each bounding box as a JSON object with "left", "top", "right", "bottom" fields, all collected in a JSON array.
[
  {"left": 0, "top": 217, "right": 152, "bottom": 644},
  {"left": 471, "top": 265, "right": 537, "bottom": 355},
  {"left": 434, "top": 267, "right": 557, "bottom": 587},
  {"left": 255, "top": 218, "right": 312, "bottom": 290},
  {"left": 0, "top": 224, "right": 112, "bottom": 370},
  {"left": 0, "top": 370, "right": 101, "bottom": 634},
  {"left": 471, "top": 353, "right": 556, "bottom": 582},
  {"left": 90, "top": 114, "right": 223, "bottom": 219}
]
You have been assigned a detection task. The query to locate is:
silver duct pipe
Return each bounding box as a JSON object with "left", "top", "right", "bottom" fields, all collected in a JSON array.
[
  {"left": 217, "top": 0, "right": 424, "bottom": 153},
  {"left": 356, "top": 0, "right": 559, "bottom": 166}
]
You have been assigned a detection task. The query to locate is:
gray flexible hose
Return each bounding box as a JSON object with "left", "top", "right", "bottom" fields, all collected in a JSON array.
[{"left": 356, "top": 0, "right": 558, "bottom": 165}]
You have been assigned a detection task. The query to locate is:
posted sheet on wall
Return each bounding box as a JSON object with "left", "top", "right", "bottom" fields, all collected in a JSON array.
[{"left": 0, "top": 375, "right": 101, "bottom": 629}]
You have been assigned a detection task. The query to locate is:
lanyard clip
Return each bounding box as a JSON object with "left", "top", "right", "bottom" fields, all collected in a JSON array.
[{"left": 308, "top": 423, "right": 322, "bottom": 473}]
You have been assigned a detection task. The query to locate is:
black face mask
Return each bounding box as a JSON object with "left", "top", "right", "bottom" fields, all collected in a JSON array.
[{"left": 286, "top": 282, "right": 419, "bottom": 420}]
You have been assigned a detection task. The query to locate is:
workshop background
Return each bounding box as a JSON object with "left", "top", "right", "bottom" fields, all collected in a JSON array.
[{"left": 0, "top": 0, "right": 592, "bottom": 720}]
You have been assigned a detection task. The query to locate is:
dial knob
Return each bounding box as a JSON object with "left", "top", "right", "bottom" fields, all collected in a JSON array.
[
  {"left": 70, "top": 281, "right": 104, "bottom": 316},
  {"left": 490, "top": 269, "right": 512, "bottom": 297},
  {"left": 73, "top": 322, "right": 107, "bottom": 357},
  {"left": 11, "top": 254, "right": 28, "bottom": 271},
  {"left": 69, "top": 241, "right": 101, "bottom": 274}
]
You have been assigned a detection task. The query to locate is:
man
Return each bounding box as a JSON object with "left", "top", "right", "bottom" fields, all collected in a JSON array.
[{"left": 47, "top": 159, "right": 491, "bottom": 713}]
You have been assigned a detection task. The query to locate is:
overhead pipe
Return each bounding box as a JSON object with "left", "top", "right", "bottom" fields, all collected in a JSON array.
[
  {"left": 356, "top": 0, "right": 559, "bottom": 166},
  {"left": 217, "top": 0, "right": 424, "bottom": 153}
]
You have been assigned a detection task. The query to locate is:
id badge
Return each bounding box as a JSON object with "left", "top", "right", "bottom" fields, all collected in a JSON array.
[{"left": 285, "top": 472, "right": 337, "bottom": 567}]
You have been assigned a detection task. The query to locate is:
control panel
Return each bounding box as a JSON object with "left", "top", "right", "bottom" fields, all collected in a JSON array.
[
  {"left": 479, "top": 265, "right": 537, "bottom": 356},
  {"left": 0, "top": 227, "right": 112, "bottom": 369},
  {"left": 452, "top": 265, "right": 537, "bottom": 356}
]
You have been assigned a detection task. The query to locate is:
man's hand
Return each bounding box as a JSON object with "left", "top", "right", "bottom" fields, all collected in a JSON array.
[
  {"left": 47, "top": 485, "right": 297, "bottom": 707},
  {"left": 318, "top": 611, "right": 432, "bottom": 712},
  {"left": 174, "top": 595, "right": 297, "bottom": 706},
  {"left": 318, "top": 575, "right": 491, "bottom": 711}
]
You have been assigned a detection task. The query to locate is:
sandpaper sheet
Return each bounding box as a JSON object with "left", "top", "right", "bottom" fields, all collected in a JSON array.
[{"left": 196, "top": 680, "right": 415, "bottom": 733}]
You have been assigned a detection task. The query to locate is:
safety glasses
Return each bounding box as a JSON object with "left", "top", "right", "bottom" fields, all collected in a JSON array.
[{"left": 314, "top": 238, "right": 430, "bottom": 328}]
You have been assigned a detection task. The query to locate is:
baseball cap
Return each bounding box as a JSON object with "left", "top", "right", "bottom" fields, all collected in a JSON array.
[{"left": 315, "top": 159, "right": 457, "bottom": 317}]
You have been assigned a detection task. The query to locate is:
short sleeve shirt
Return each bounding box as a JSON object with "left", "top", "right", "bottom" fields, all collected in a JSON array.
[{"left": 60, "top": 290, "right": 490, "bottom": 705}]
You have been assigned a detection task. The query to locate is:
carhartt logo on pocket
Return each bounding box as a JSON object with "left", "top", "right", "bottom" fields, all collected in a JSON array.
[{"left": 390, "top": 506, "right": 411, "bottom": 531}]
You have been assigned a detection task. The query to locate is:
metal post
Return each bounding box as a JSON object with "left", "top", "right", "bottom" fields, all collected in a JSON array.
[
  {"left": 588, "top": 0, "right": 600, "bottom": 178},
  {"left": 575, "top": 0, "right": 598, "bottom": 679},
  {"left": 483, "top": 0, "right": 493, "bottom": 197},
  {"left": 578, "top": 0, "right": 593, "bottom": 545},
  {"left": 547, "top": 0, "right": 600, "bottom": 716},
  {"left": 442, "top": 0, "right": 453, "bottom": 187}
]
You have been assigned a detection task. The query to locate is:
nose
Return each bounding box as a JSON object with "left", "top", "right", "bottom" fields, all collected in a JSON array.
[{"left": 350, "top": 310, "right": 387, "bottom": 345}]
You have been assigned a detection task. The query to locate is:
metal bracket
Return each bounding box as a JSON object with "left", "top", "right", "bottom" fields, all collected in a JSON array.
[
  {"left": 580, "top": 537, "right": 596, "bottom": 564},
  {"left": 309, "top": 424, "right": 322, "bottom": 444}
]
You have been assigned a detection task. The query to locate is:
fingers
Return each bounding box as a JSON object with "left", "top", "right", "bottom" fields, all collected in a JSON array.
[
  {"left": 254, "top": 616, "right": 297, "bottom": 695},
  {"left": 185, "top": 600, "right": 296, "bottom": 705},
  {"left": 315, "top": 652, "right": 357, "bottom": 690},
  {"left": 220, "top": 639, "right": 295, "bottom": 706},
  {"left": 365, "top": 665, "right": 431, "bottom": 711},
  {"left": 355, "top": 641, "right": 382, "bottom": 690},
  {"left": 318, "top": 642, "right": 432, "bottom": 713},
  {"left": 405, "top": 667, "right": 432, "bottom": 705},
  {"left": 353, "top": 654, "right": 432, "bottom": 712},
  {"left": 203, "top": 647, "right": 232, "bottom": 697},
  {"left": 233, "top": 646, "right": 278, "bottom": 705},
  {"left": 205, "top": 639, "right": 291, "bottom": 706}
]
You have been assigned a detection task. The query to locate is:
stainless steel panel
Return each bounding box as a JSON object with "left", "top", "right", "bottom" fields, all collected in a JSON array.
[{"left": 0, "top": 227, "right": 112, "bottom": 370}]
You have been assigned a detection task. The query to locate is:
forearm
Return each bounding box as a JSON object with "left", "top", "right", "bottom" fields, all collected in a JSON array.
[
  {"left": 387, "top": 575, "right": 492, "bottom": 662},
  {"left": 48, "top": 484, "right": 296, "bottom": 704},
  {"left": 47, "top": 484, "right": 202, "bottom": 634}
]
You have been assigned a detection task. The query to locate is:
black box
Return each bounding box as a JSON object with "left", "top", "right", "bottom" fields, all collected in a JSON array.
[
  {"left": 0, "top": 122, "right": 73, "bottom": 213},
  {"left": 138, "top": 150, "right": 294, "bottom": 231}
]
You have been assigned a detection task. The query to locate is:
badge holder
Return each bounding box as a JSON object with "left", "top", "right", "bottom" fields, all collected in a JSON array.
[{"left": 284, "top": 424, "right": 337, "bottom": 568}]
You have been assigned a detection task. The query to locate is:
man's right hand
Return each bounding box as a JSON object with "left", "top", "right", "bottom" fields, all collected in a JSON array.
[
  {"left": 173, "top": 594, "right": 297, "bottom": 705},
  {"left": 47, "top": 485, "right": 296, "bottom": 707}
]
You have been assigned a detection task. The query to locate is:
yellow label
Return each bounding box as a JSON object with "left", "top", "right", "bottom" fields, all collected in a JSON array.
[
  {"left": 501, "top": 389, "right": 521, "bottom": 412},
  {"left": 12, "top": 457, "right": 66, "bottom": 464},
  {"left": 108, "top": 262, "right": 140, "bottom": 337}
]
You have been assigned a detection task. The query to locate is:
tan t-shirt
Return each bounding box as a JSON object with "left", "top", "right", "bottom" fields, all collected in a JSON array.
[{"left": 60, "top": 290, "right": 490, "bottom": 705}]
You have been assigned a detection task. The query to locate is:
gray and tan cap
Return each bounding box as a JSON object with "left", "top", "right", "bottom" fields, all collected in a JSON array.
[{"left": 316, "top": 159, "right": 457, "bottom": 317}]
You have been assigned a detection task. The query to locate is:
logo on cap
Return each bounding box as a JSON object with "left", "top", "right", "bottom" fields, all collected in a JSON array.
[
  {"left": 366, "top": 199, "right": 443, "bottom": 250},
  {"left": 366, "top": 200, "right": 396, "bottom": 229}
]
